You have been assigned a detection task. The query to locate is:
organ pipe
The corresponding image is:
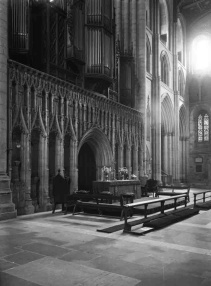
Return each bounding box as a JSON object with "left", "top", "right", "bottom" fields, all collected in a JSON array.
[{"left": 10, "top": 0, "right": 29, "bottom": 52}]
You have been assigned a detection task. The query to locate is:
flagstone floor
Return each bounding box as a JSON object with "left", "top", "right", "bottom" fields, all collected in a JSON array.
[{"left": 0, "top": 188, "right": 211, "bottom": 286}]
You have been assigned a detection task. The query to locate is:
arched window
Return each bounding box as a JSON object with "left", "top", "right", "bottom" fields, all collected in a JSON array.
[
  {"left": 159, "top": 0, "right": 169, "bottom": 47},
  {"left": 192, "top": 35, "right": 211, "bottom": 74},
  {"left": 198, "top": 113, "right": 209, "bottom": 142},
  {"left": 161, "top": 55, "right": 169, "bottom": 85},
  {"left": 177, "top": 19, "right": 184, "bottom": 64},
  {"left": 146, "top": 0, "right": 152, "bottom": 30},
  {"left": 146, "top": 38, "right": 151, "bottom": 73}
]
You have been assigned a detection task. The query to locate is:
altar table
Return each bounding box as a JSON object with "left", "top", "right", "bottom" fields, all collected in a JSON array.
[{"left": 92, "top": 180, "right": 141, "bottom": 199}]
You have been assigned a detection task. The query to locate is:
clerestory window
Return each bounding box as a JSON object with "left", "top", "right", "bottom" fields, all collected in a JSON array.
[
  {"left": 198, "top": 113, "right": 209, "bottom": 142},
  {"left": 161, "top": 55, "right": 169, "bottom": 85}
]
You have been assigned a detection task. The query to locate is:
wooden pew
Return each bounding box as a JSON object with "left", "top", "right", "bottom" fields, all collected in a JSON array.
[
  {"left": 122, "top": 194, "right": 189, "bottom": 232},
  {"left": 193, "top": 190, "right": 211, "bottom": 208},
  {"left": 157, "top": 185, "right": 190, "bottom": 202},
  {"left": 66, "top": 192, "right": 134, "bottom": 220}
]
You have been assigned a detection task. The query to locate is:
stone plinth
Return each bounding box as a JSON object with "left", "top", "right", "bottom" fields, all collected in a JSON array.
[
  {"left": 93, "top": 180, "right": 141, "bottom": 199},
  {"left": 0, "top": 1, "right": 16, "bottom": 220},
  {"left": 0, "top": 175, "right": 17, "bottom": 220}
]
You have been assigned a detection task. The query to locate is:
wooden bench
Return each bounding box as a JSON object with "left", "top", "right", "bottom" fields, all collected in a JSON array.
[
  {"left": 66, "top": 192, "right": 135, "bottom": 220},
  {"left": 157, "top": 185, "right": 190, "bottom": 202},
  {"left": 122, "top": 194, "right": 189, "bottom": 232}
]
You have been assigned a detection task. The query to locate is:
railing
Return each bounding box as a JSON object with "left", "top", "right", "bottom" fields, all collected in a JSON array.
[
  {"left": 108, "top": 88, "right": 118, "bottom": 102},
  {"left": 87, "top": 15, "right": 112, "bottom": 31},
  {"left": 123, "top": 194, "right": 189, "bottom": 231},
  {"left": 67, "top": 45, "right": 85, "bottom": 63},
  {"left": 193, "top": 190, "right": 211, "bottom": 207},
  {"left": 87, "top": 65, "right": 112, "bottom": 77}
]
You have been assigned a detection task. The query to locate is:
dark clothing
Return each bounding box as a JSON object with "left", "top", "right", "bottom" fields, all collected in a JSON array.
[{"left": 52, "top": 173, "right": 69, "bottom": 213}]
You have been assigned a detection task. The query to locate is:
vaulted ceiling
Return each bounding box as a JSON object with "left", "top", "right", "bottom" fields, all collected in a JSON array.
[{"left": 177, "top": 0, "right": 211, "bottom": 25}]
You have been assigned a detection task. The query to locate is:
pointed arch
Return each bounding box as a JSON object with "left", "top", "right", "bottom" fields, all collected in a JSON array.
[
  {"left": 146, "top": 34, "right": 151, "bottom": 73},
  {"left": 161, "top": 94, "right": 174, "bottom": 180},
  {"left": 160, "top": 51, "right": 170, "bottom": 86},
  {"left": 78, "top": 127, "right": 113, "bottom": 169},
  {"left": 161, "top": 94, "right": 174, "bottom": 133},
  {"left": 179, "top": 104, "right": 188, "bottom": 138},
  {"left": 159, "top": 0, "right": 169, "bottom": 47},
  {"left": 177, "top": 17, "right": 185, "bottom": 64}
]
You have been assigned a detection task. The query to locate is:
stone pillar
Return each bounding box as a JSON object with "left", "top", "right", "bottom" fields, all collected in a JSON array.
[
  {"left": 133, "top": 147, "right": 138, "bottom": 177},
  {"left": 173, "top": 16, "right": 180, "bottom": 184},
  {"left": 180, "top": 138, "right": 182, "bottom": 181},
  {"left": 38, "top": 136, "right": 50, "bottom": 211},
  {"left": 182, "top": 139, "right": 186, "bottom": 181},
  {"left": 185, "top": 138, "right": 189, "bottom": 182},
  {"left": 21, "top": 133, "right": 34, "bottom": 214},
  {"left": 0, "top": 1, "right": 16, "bottom": 220},
  {"left": 126, "top": 146, "right": 131, "bottom": 178},
  {"left": 118, "top": 144, "right": 123, "bottom": 179},
  {"left": 123, "top": 0, "right": 129, "bottom": 52},
  {"left": 151, "top": 0, "right": 161, "bottom": 182},
  {"left": 163, "top": 133, "right": 168, "bottom": 174},
  {"left": 114, "top": 0, "right": 122, "bottom": 43},
  {"left": 55, "top": 136, "right": 63, "bottom": 174},
  {"left": 70, "top": 140, "right": 78, "bottom": 193},
  {"left": 171, "top": 133, "right": 175, "bottom": 179},
  {"left": 168, "top": 133, "right": 173, "bottom": 175},
  {"left": 137, "top": 0, "right": 146, "bottom": 174},
  {"left": 130, "top": 0, "right": 136, "bottom": 59}
]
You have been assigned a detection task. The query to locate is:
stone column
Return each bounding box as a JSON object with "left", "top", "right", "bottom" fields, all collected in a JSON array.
[
  {"left": 123, "top": 0, "right": 129, "bottom": 52},
  {"left": 126, "top": 146, "right": 131, "bottom": 178},
  {"left": 168, "top": 133, "right": 173, "bottom": 175},
  {"left": 179, "top": 138, "right": 182, "bottom": 181},
  {"left": 137, "top": 0, "right": 146, "bottom": 174},
  {"left": 151, "top": 0, "right": 161, "bottom": 182},
  {"left": 133, "top": 147, "right": 138, "bottom": 177},
  {"left": 182, "top": 139, "right": 186, "bottom": 181},
  {"left": 21, "top": 133, "right": 34, "bottom": 214},
  {"left": 55, "top": 136, "right": 63, "bottom": 174},
  {"left": 163, "top": 133, "right": 168, "bottom": 174},
  {"left": 70, "top": 139, "right": 78, "bottom": 193},
  {"left": 0, "top": 1, "right": 16, "bottom": 220},
  {"left": 118, "top": 144, "right": 123, "bottom": 179},
  {"left": 173, "top": 16, "right": 180, "bottom": 184},
  {"left": 171, "top": 133, "right": 175, "bottom": 180},
  {"left": 130, "top": 0, "right": 136, "bottom": 58},
  {"left": 114, "top": 0, "right": 122, "bottom": 43},
  {"left": 185, "top": 138, "right": 189, "bottom": 182},
  {"left": 38, "top": 135, "right": 50, "bottom": 211}
]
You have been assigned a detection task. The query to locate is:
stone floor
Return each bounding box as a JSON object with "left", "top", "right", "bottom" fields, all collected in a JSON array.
[{"left": 1, "top": 189, "right": 211, "bottom": 286}]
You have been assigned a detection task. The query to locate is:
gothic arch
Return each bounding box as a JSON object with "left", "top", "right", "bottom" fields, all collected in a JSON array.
[
  {"left": 78, "top": 127, "right": 113, "bottom": 177},
  {"left": 159, "top": 0, "right": 169, "bottom": 47},
  {"left": 146, "top": 34, "right": 151, "bottom": 73},
  {"left": 160, "top": 51, "right": 170, "bottom": 85},
  {"left": 161, "top": 94, "right": 174, "bottom": 180},
  {"left": 190, "top": 104, "right": 211, "bottom": 122},
  {"left": 179, "top": 104, "right": 188, "bottom": 138},
  {"left": 177, "top": 17, "right": 185, "bottom": 64},
  {"left": 161, "top": 94, "right": 174, "bottom": 134},
  {"left": 179, "top": 104, "right": 188, "bottom": 182}
]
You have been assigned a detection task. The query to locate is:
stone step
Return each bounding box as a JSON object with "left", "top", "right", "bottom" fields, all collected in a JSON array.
[
  {"left": 0, "top": 203, "right": 16, "bottom": 214},
  {"left": 0, "top": 210, "right": 17, "bottom": 221},
  {"left": 143, "top": 208, "right": 199, "bottom": 229}
]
